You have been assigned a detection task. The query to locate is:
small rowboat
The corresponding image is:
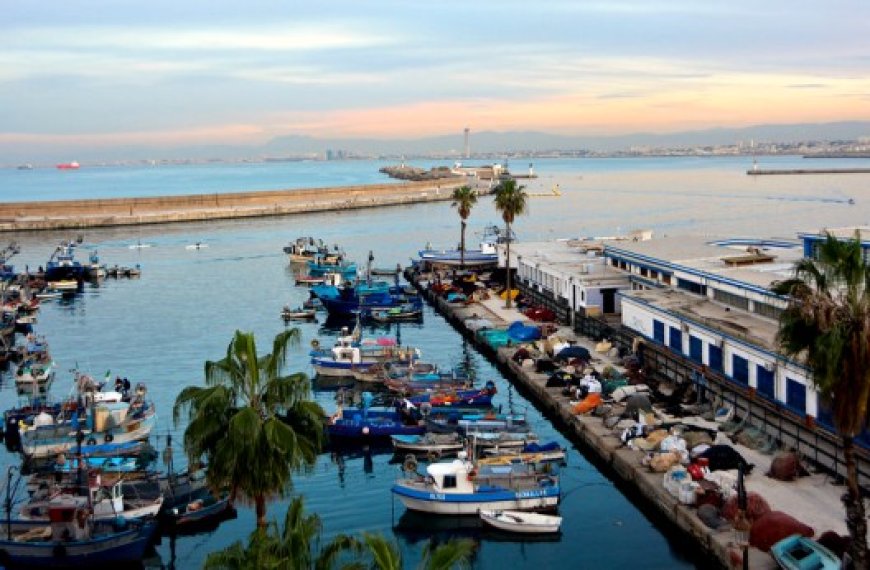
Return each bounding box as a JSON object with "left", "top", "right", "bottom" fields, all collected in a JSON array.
[
  {"left": 770, "top": 534, "right": 840, "bottom": 570},
  {"left": 479, "top": 509, "right": 562, "bottom": 534},
  {"left": 281, "top": 307, "right": 317, "bottom": 321},
  {"left": 295, "top": 276, "right": 325, "bottom": 287}
]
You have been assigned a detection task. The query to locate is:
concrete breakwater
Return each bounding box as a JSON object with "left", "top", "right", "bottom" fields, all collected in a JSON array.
[
  {"left": 0, "top": 179, "right": 466, "bottom": 232},
  {"left": 747, "top": 168, "right": 870, "bottom": 175}
]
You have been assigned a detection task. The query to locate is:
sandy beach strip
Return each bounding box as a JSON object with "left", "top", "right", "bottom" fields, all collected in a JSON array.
[{"left": 0, "top": 178, "right": 471, "bottom": 232}]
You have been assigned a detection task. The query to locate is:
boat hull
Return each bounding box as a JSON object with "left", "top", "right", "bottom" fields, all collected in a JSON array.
[
  {"left": 0, "top": 519, "right": 156, "bottom": 568},
  {"left": 391, "top": 484, "right": 560, "bottom": 515},
  {"left": 479, "top": 510, "right": 562, "bottom": 533}
]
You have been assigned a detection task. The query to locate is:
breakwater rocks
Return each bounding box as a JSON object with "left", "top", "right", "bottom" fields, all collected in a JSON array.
[
  {"left": 0, "top": 180, "right": 467, "bottom": 232},
  {"left": 378, "top": 165, "right": 462, "bottom": 181},
  {"left": 405, "top": 269, "right": 766, "bottom": 570}
]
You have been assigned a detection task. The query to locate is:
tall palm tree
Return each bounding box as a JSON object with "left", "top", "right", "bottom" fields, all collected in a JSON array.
[
  {"left": 451, "top": 185, "right": 477, "bottom": 269},
  {"left": 358, "top": 533, "right": 475, "bottom": 570},
  {"left": 494, "top": 179, "right": 527, "bottom": 309},
  {"left": 203, "top": 496, "right": 358, "bottom": 570},
  {"left": 174, "top": 329, "right": 325, "bottom": 528},
  {"left": 772, "top": 231, "right": 870, "bottom": 568}
]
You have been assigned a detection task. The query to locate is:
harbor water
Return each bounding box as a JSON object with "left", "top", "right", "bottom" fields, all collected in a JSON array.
[{"left": 1, "top": 155, "right": 869, "bottom": 568}]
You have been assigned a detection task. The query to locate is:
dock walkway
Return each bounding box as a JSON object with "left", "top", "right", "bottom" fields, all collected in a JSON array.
[{"left": 409, "top": 269, "right": 850, "bottom": 570}]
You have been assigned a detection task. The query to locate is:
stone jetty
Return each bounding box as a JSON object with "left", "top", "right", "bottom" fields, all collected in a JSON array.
[{"left": 0, "top": 179, "right": 468, "bottom": 232}]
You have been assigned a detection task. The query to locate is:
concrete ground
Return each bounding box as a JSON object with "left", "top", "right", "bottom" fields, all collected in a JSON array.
[{"left": 469, "top": 292, "right": 855, "bottom": 568}]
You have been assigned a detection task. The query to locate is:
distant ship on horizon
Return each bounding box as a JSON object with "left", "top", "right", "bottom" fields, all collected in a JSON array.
[
  {"left": 56, "top": 161, "right": 80, "bottom": 170},
  {"left": 17, "top": 163, "right": 33, "bottom": 170}
]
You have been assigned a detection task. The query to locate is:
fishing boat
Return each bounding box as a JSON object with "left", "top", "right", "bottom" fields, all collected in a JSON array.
[
  {"left": 0, "top": 506, "right": 157, "bottom": 567},
  {"left": 166, "top": 491, "right": 234, "bottom": 531},
  {"left": 479, "top": 510, "right": 562, "bottom": 534},
  {"left": 311, "top": 279, "right": 418, "bottom": 318},
  {"left": 20, "top": 478, "right": 164, "bottom": 522},
  {"left": 280, "top": 306, "right": 317, "bottom": 321},
  {"left": 369, "top": 304, "right": 423, "bottom": 323},
  {"left": 326, "top": 395, "right": 425, "bottom": 442},
  {"left": 391, "top": 453, "right": 560, "bottom": 515},
  {"left": 44, "top": 243, "right": 84, "bottom": 283},
  {"left": 310, "top": 338, "right": 380, "bottom": 378},
  {"left": 20, "top": 390, "right": 157, "bottom": 460},
  {"left": 83, "top": 251, "right": 107, "bottom": 279},
  {"left": 418, "top": 225, "right": 515, "bottom": 268},
  {"left": 405, "top": 382, "right": 497, "bottom": 408},
  {"left": 770, "top": 534, "right": 840, "bottom": 570},
  {"left": 391, "top": 433, "right": 465, "bottom": 457}
]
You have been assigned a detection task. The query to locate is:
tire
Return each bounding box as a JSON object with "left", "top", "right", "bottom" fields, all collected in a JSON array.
[
  {"left": 420, "top": 402, "right": 433, "bottom": 417},
  {"left": 402, "top": 454, "right": 418, "bottom": 473},
  {"left": 104, "top": 433, "right": 114, "bottom": 443},
  {"left": 86, "top": 437, "right": 97, "bottom": 446},
  {"left": 427, "top": 449, "right": 441, "bottom": 462}
]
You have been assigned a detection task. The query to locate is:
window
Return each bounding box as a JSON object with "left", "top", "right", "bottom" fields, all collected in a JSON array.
[
  {"left": 689, "top": 336, "right": 702, "bottom": 362},
  {"left": 732, "top": 355, "right": 749, "bottom": 385},
  {"left": 756, "top": 365, "right": 775, "bottom": 399},
  {"left": 709, "top": 344, "right": 723, "bottom": 372},
  {"left": 677, "top": 279, "right": 707, "bottom": 296},
  {"left": 669, "top": 327, "right": 682, "bottom": 353},
  {"left": 713, "top": 289, "right": 750, "bottom": 310},
  {"left": 663, "top": 274, "right": 672, "bottom": 285},
  {"left": 786, "top": 378, "right": 806, "bottom": 415},
  {"left": 653, "top": 320, "right": 665, "bottom": 343},
  {"left": 753, "top": 301, "right": 783, "bottom": 320},
  {"left": 442, "top": 475, "right": 457, "bottom": 489}
]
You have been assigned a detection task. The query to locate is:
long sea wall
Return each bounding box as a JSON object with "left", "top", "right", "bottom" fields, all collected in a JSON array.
[{"left": 0, "top": 179, "right": 467, "bottom": 232}]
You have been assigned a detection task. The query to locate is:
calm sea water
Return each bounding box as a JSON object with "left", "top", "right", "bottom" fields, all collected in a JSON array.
[{"left": 1, "top": 156, "right": 869, "bottom": 568}]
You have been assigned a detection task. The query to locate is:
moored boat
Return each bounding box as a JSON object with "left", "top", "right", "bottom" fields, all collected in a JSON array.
[
  {"left": 479, "top": 509, "right": 562, "bottom": 534},
  {"left": 0, "top": 506, "right": 157, "bottom": 568},
  {"left": 391, "top": 453, "right": 560, "bottom": 515},
  {"left": 280, "top": 306, "right": 317, "bottom": 321},
  {"left": 770, "top": 534, "right": 840, "bottom": 570}
]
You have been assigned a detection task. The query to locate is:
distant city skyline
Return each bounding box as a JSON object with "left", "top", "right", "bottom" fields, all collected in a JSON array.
[{"left": 3, "top": 1, "right": 870, "bottom": 161}]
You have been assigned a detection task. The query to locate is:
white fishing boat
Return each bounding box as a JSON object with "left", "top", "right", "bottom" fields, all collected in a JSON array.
[
  {"left": 479, "top": 509, "right": 562, "bottom": 534},
  {"left": 391, "top": 452, "right": 560, "bottom": 515}
]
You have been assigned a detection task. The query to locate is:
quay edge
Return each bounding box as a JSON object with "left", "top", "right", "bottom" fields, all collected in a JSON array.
[{"left": 406, "top": 267, "right": 764, "bottom": 570}]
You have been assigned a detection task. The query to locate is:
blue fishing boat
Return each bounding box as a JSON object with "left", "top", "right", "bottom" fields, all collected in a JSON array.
[
  {"left": 418, "top": 225, "right": 514, "bottom": 268},
  {"left": 770, "top": 534, "right": 840, "bottom": 570},
  {"left": 391, "top": 454, "right": 560, "bottom": 515},
  {"left": 0, "top": 506, "right": 157, "bottom": 568},
  {"left": 311, "top": 279, "right": 415, "bottom": 318},
  {"left": 166, "top": 491, "right": 234, "bottom": 532},
  {"left": 44, "top": 243, "right": 84, "bottom": 283},
  {"left": 326, "top": 393, "right": 425, "bottom": 441},
  {"left": 405, "top": 382, "right": 497, "bottom": 408}
]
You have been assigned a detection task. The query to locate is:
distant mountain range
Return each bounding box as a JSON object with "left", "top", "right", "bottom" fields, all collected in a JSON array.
[{"left": 3, "top": 121, "right": 870, "bottom": 166}]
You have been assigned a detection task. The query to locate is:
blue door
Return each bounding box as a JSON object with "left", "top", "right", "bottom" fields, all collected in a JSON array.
[
  {"left": 732, "top": 355, "right": 749, "bottom": 385},
  {"left": 653, "top": 320, "right": 665, "bottom": 343},
  {"left": 689, "top": 336, "right": 702, "bottom": 362},
  {"left": 669, "top": 327, "right": 682, "bottom": 353},
  {"left": 756, "top": 365, "right": 775, "bottom": 399},
  {"left": 786, "top": 378, "right": 806, "bottom": 415},
  {"left": 709, "top": 344, "right": 723, "bottom": 372}
]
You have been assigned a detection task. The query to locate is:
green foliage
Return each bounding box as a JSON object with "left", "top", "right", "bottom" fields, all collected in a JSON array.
[
  {"left": 174, "top": 329, "right": 325, "bottom": 527},
  {"left": 772, "top": 231, "right": 870, "bottom": 436}
]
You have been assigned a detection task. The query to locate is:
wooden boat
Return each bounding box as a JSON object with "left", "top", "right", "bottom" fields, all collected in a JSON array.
[
  {"left": 391, "top": 433, "right": 465, "bottom": 456},
  {"left": 770, "top": 534, "right": 840, "bottom": 570},
  {"left": 370, "top": 304, "right": 423, "bottom": 323},
  {"left": 20, "top": 479, "right": 163, "bottom": 522},
  {"left": 0, "top": 506, "right": 157, "bottom": 568},
  {"left": 166, "top": 491, "right": 234, "bottom": 530},
  {"left": 281, "top": 307, "right": 317, "bottom": 321},
  {"left": 479, "top": 509, "right": 562, "bottom": 534}
]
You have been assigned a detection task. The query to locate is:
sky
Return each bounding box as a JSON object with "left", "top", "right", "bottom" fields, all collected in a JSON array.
[{"left": 2, "top": 1, "right": 870, "bottom": 158}]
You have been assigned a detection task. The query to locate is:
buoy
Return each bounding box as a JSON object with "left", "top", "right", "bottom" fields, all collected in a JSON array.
[{"left": 361, "top": 426, "right": 370, "bottom": 435}]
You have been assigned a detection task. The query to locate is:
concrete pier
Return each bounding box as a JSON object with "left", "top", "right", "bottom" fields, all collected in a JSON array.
[
  {"left": 406, "top": 267, "right": 848, "bottom": 570},
  {"left": 0, "top": 179, "right": 468, "bottom": 232}
]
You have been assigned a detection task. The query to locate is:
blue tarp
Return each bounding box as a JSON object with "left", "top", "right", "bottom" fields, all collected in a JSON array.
[{"left": 507, "top": 321, "right": 541, "bottom": 342}]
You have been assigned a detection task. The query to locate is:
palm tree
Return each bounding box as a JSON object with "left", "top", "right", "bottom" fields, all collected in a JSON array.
[
  {"left": 358, "top": 533, "right": 475, "bottom": 570},
  {"left": 203, "top": 496, "right": 358, "bottom": 570},
  {"left": 451, "top": 185, "right": 477, "bottom": 269},
  {"left": 772, "top": 231, "right": 870, "bottom": 567},
  {"left": 494, "top": 179, "right": 527, "bottom": 309},
  {"left": 174, "top": 329, "right": 325, "bottom": 528}
]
